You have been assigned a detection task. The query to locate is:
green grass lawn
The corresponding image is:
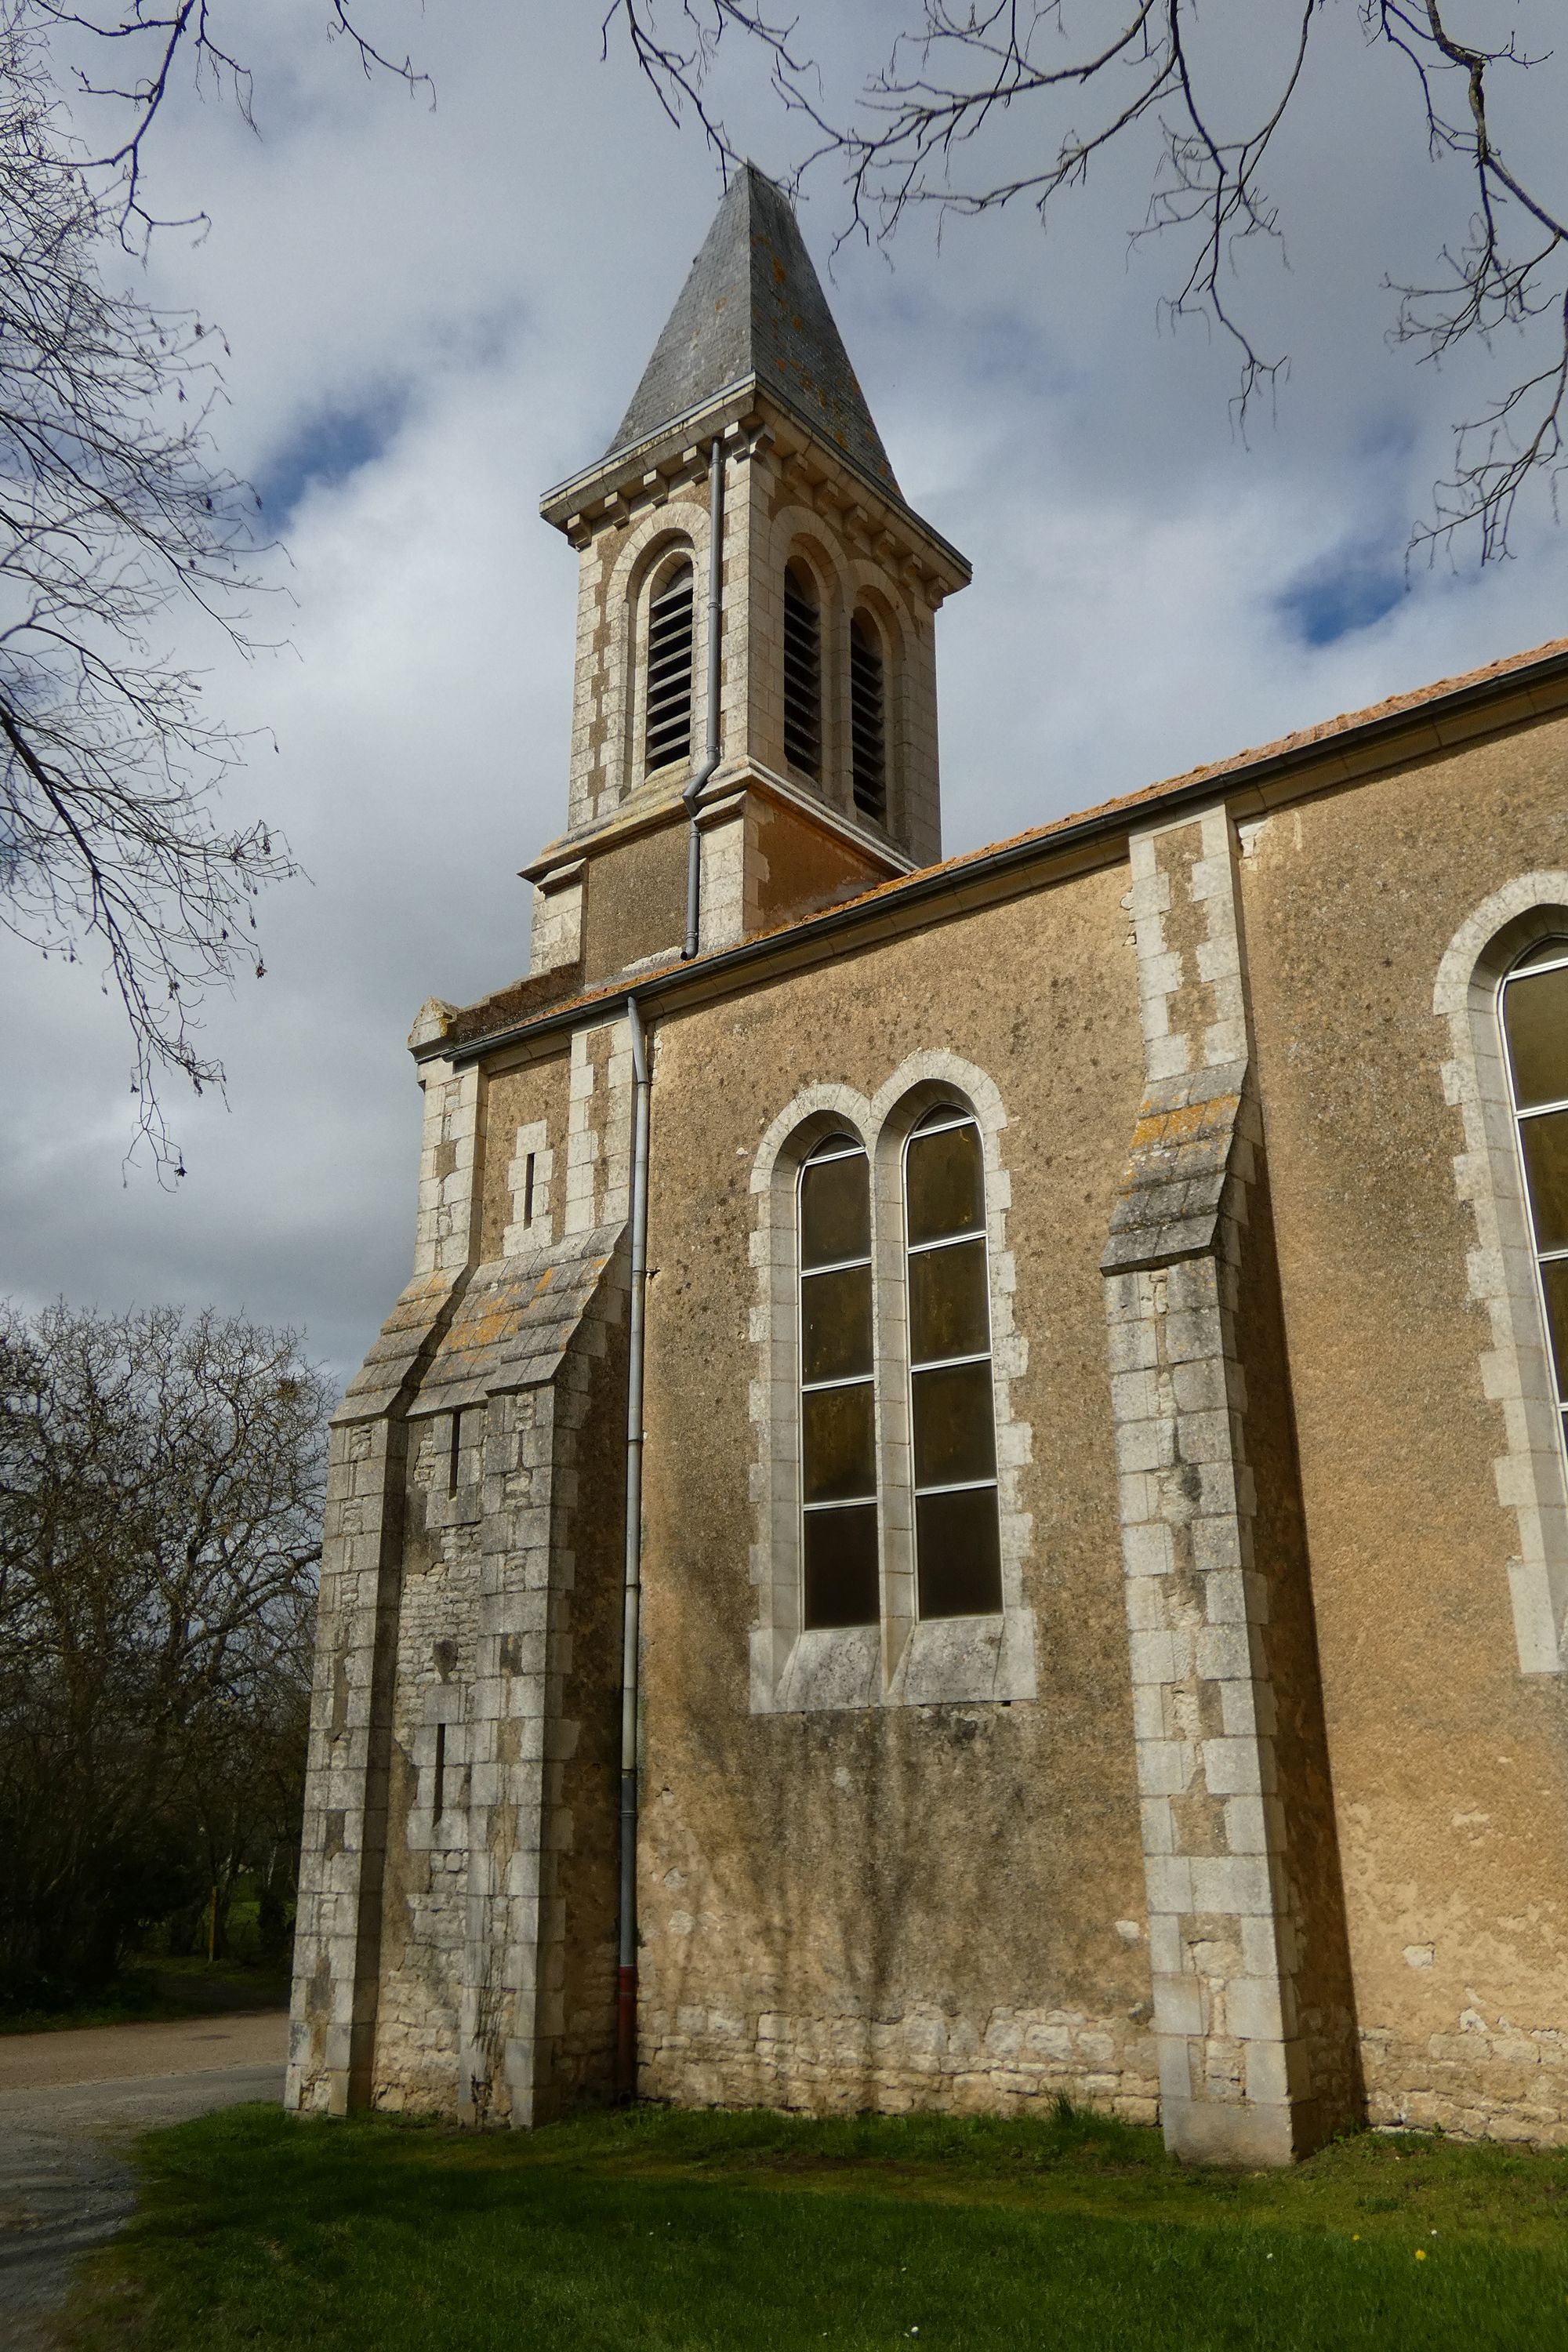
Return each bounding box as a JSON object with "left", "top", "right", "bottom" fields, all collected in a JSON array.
[{"left": 61, "top": 2099, "right": 1568, "bottom": 2350}]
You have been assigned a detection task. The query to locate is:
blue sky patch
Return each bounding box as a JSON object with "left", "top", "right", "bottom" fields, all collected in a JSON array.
[
  {"left": 255, "top": 396, "right": 403, "bottom": 524},
  {"left": 1277, "top": 535, "right": 1409, "bottom": 648}
]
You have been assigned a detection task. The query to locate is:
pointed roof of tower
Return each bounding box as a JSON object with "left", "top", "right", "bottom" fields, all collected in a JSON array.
[{"left": 604, "top": 163, "right": 899, "bottom": 493}]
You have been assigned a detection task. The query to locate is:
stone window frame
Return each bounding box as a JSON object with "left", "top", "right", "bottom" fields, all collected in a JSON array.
[
  {"left": 596, "top": 509, "right": 714, "bottom": 813},
  {"left": 502, "top": 1120, "right": 554, "bottom": 1256},
  {"left": 632, "top": 535, "right": 699, "bottom": 787},
  {"left": 748, "top": 1050, "right": 1036, "bottom": 1714},
  {"left": 763, "top": 495, "right": 916, "bottom": 841},
  {"left": 1435, "top": 872, "right": 1568, "bottom": 1674},
  {"left": 780, "top": 533, "right": 836, "bottom": 794},
  {"left": 846, "top": 587, "right": 902, "bottom": 837}
]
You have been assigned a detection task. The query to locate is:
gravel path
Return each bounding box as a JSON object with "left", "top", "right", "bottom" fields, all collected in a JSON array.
[{"left": 0, "top": 2012, "right": 288, "bottom": 2348}]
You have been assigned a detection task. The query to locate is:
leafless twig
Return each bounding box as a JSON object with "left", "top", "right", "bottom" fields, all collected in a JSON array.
[{"left": 615, "top": 0, "right": 1568, "bottom": 561}]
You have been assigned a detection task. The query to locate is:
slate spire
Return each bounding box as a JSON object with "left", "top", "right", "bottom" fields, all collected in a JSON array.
[{"left": 606, "top": 162, "right": 898, "bottom": 494}]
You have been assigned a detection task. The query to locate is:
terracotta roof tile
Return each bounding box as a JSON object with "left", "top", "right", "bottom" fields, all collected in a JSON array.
[{"left": 437, "top": 631, "right": 1568, "bottom": 1054}]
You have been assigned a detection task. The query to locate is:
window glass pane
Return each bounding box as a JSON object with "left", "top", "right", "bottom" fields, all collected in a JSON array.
[
  {"left": 912, "top": 1361, "right": 997, "bottom": 1489},
  {"left": 909, "top": 1237, "right": 989, "bottom": 1365},
  {"left": 1512, "top": 937, "right": 1568, "bottom": 973},
  {"left": 803, "top": 1385, "right": 876, "bottom": 1504},
  {"left": 1541, "top": 1258, "right": 1568, "bottom": 1402},
  {"left": 916, "top": 1487, "right": 1003, "bottom": 1619},
  {"left": 1504, "top": 961, "right": 1568, "bottom": 1109},
  {"left": 906, "top": 1120, "right": 984, "bottom": 1245},
  {"left": 800, "top": 1150, "right": 869, "bottom": 1268},
  {"left": 1519, "top": 1109, "right": 1568, "bottom": 1255},
  {"left": 801, "top": 1264, "right": 873, "bottom": 1385},
  {"left": 804, "top": 1504, "right": 880, "bottom": 1629}
]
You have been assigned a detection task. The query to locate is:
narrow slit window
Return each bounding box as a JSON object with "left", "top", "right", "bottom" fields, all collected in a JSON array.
[
  {"left": 798, "top": 1132, "right": 878, "bottom": 1628},
  {"left": 903, "top": 1106, "right": 1003, "bottom": 1618},
  {"left": 1501, "top": 937, "right": 1568, "bottom": 1474},
  {"left": 433, "top": 1722, "right": 446, "bottom": 1822},
  {"left": 644, "top": 557, "right": 695, "bottom": 772},
  {"left": 850, "top": 612, "right": 886, "bottom": 822},
  {"left": 523, "top": 1152, "right": 536, "bottom": 1228},
  {"left": 448, "top": 1407, "right": 463, "bottom": 1497},
  {"left": 782, "top": 561, "right": 822, "bottom": 779}
]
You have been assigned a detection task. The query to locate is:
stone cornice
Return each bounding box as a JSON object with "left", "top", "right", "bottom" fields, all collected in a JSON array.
[{"left": 539, "top": 378, "right": 971, "bottom": 602}]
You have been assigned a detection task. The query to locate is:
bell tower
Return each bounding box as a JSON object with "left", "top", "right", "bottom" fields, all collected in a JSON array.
[{"left": 524, "top": 164, "right": 971, "bottom": 989}]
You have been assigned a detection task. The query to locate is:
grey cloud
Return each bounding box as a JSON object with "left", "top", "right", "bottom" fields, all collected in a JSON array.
[{"left": 3, "top": 0, "right": 1566, "bottom": 1386}]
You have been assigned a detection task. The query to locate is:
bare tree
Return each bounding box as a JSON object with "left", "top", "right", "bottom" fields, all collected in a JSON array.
[
  {"left": 609, "top": 2, "right": 1568, "bottom": 562},
  {"left": 0, "top": 1299, "right": 328, "bottom": 1994},
  {"left": 0, "top": 5, "right": 425, "bottom": 1171}
]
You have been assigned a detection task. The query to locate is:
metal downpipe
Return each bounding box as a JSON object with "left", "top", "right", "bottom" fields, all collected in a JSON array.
[
  {"left": 615, "top": 994, "right": 652, "bottom": 2098},
  {"left": 682, "top": 439, "right": 725, "bottom": 961}
]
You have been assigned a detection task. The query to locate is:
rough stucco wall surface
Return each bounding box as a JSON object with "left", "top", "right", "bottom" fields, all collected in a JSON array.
[
  {"left": 634, "top": 866, "right": 1163, "bottom": 2118},
  {"left": 1241, "top": 720, "right": 1568, "bottom": 2143},
  {"left": 583, "top": 824, "right": 689, "bottom": 981},
  {"left": 549, "top": 1303, "right": 629, "bottom": 2103},
  {"left": 750, "top": 799, "right": 890, "bottom": 933},
  {"left": 479, "top": 1058, "right": 569, "bottom": 1261},
  {"left": 1227, "top": 1156, "right": 1363, "bottom": 2135}
]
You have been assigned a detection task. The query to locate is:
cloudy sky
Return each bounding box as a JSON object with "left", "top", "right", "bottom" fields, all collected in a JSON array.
[{"left": 4, "top": 2, "right": 1566, "bottom": 1385}]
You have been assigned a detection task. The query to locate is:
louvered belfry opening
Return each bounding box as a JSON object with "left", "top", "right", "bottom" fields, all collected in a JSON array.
[
  {"left": 782, "top": 561, "right": 822, "bottom": 779},
  {"left": 850, "top": 612, "right": 887, "bottom": 822},
  {"left": 644, "top": 557, "right": 695, "bottom": 772}
]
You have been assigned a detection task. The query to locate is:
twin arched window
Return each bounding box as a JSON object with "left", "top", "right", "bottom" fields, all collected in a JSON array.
[
  {"left": 780, "top": 559, "right": 889, "bottom": 823},
  {"left": 797, "top": 1105, "right": 1003, "bottom": 1632},
  {"left": 1500, "top": 937, "right": 1568, "bottom": 1468}
]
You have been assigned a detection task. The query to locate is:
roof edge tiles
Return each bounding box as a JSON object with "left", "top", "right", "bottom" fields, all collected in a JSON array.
[{"left": 423, "top": 631, "right": 1568, "bottom": 1065}]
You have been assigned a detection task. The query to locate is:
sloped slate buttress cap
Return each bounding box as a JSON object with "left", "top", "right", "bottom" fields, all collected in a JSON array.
[{"left": 604, "top": 160, "right": 899, "bottom": 493}]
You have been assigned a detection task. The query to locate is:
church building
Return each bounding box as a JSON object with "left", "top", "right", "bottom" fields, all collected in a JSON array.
[{"left": 289, "top": 165, "right": 1568, "bottom": 2164}]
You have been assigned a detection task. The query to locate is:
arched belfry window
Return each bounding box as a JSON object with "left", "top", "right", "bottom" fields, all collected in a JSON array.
[
  {"left": 1501, "top": 936, "right": 1568, "bottom": 1467},
  {"left": 798, "top": 1131, "right": 878, "bottom": 1629},
  {"left": 644, "top": 555, "right": 694, "bottom": 773},
  {"left": 849, "top": 612, "right": 887, "bottom": 822},
  {"left": 903, "top": 1105, "right": 1003, "bottom": 1618},
  {"left": 782, "top": 561, "right": 822, "bottom": 779}
]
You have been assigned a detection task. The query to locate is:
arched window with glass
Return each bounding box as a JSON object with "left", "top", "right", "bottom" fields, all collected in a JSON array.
[
  {"left": 797, "top": 1131, "right": 878, "bottom": 1629},
  {"left": 1501, "top": 937, "right": 1568, "bottom": 1471},
  {"left": 644, "top": 554, "right": 695, "bottom": 773},
  {"left": 782, "top": 560, "right": 822, "bottom": 779},
  {"left": 902, "top": 1104, "right": 1003, "bottom": 1618}
]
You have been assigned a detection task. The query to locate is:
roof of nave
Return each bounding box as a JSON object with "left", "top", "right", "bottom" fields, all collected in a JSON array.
[
  {"left": 426, "top": 629, "right": 1568, "bottom": 1062},
  {"left": 603, "top": 162, "right": 898, "bottom": 494}
]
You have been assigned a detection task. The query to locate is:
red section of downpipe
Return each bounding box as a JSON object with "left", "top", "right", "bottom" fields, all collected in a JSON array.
[{"left": 616, "top": 1963, "right": 638, "bottom": 2101}]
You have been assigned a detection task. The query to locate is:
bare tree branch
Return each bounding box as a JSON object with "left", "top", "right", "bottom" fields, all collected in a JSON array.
[
  {"left": 0, "top": 4, "right": 427, "bottom": 1169},
  {"left": 30, "top": 0, "right": 431, "bottom": 246},
  {"left": 0, "top": 1298, "right": 329, "bottom": 1995},
  {"left": 613, "top": 0, "right": 1568, "bottom": 561}
]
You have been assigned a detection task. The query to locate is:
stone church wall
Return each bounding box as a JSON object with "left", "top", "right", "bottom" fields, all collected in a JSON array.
[
  {"left": 633, "top": 858, "right": 1164, "bottom": 2122},
  {"left": 295, "top": 651, "right": 1568, "bottom": 2151},
  {"left": 1240, "top": 712, "right": 1568, "bottom": 2145}
]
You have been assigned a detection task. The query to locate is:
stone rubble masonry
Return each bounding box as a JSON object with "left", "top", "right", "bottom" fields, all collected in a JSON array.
[
  {"left": 637, "top": 2000, "right": 1160, "bottom": 2124},
  {"left": 1361, "top": 2016, "right": 1568, "bottom": 2148},
  {"left": 289, "top": 1268, "right": 466, "bottom": 2118},
  {"left": 289, "top": 1229, "right": 630, "bottom": 2126},
  {"left": 1102, "top": 808, "right": 1360, "bottom": 2165},
  {"left": 413, "top": 1055, "right": 485, "bottom": 1279}
]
